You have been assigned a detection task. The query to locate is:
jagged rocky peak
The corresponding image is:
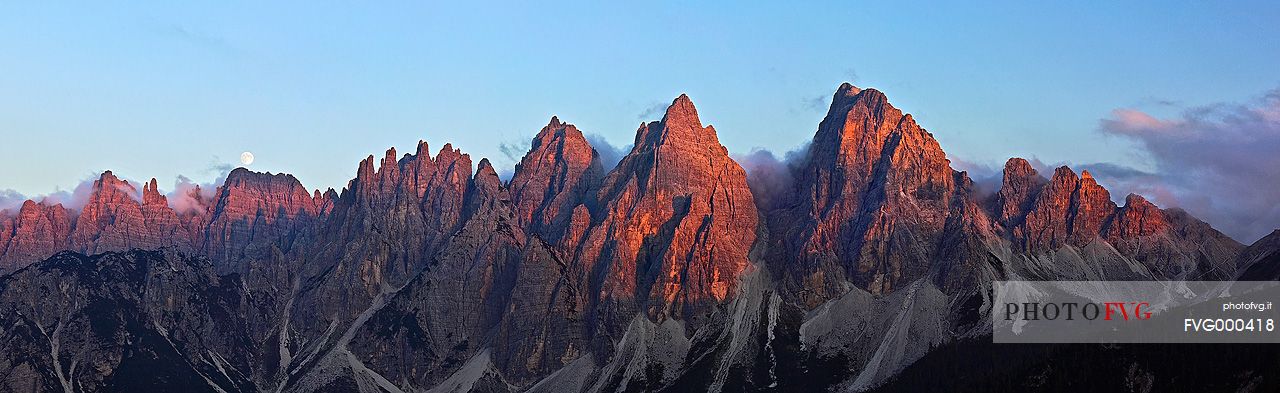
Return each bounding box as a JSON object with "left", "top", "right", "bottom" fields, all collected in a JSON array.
[
  {"left": 473, "top": 157, "right": 503, "bottom": 194},
  {"left": 2, "top": 171, "right": 204, "bottom": 270},
  {"left": 77, "top": 171, "right": 138, "bottom": 218},
  {"left": 781, "top": 83, "right": 959, "bottom": 298},
  {"left": 352, "top": 146, "right": 408, "bottom": 198},
  {"left": 582, "top": 93, "right": 758, "bottom": 324},
  {"left": 337, "top": 140, "right": 477, "bottom": 231},
  {"left": 294, "top": 141, "right": 477, "bottom": 320},
  {"left": 996, "top": 157, "right": 1047, "bottom": 226},
  {"left": 142, "top": 178, "right": 166, "bottom": 205},
  {"left": 632, "top": 93, "right": 723, "bottom": 151},
  {"left": 837, "top": 81, "right": 861, "bottom": 95},
  {"left": 370, "top": 140, "right": 475, "bottom": 201},
  {"left": 803, "top": 83, "right": 954, "bottom": 189},
  {"left": 1015, "top": 165, "right": 1118, "bottom": 249},
  {"left": 202, "top": 167, "right": 322, "bottom": 265},
  {"left": 509, "top": 116, "right": 603, "bottom": 240},
  {"left": 1017, "top": 165, "right": 1085, "bottom": 249},
  {"left": 214, "top": 168, "right": 318, "bottom": 215},
  {"left": 381, "top": 146, "right": 399, "bottom": 172},
  {"left": 96, "top": 170, "right": 137, "bottom": 195},
  {"left": 799, "top": 83, "right": 958, "bottom": 223},
  {"left": 0, "top": 200, "right": 74, "bottom": 271},
  {"left": 1069, "top": 169, "right": 1117, "bottom": 244},
  {"left": 71, "top": 170, "right": 148, "bottom": 253},
  {"left": 1002, "top": 163, "right": 1242, "bottom": 279},
  {"left": 1107, "top": 193, "right": 1169, "bottom": 239},
  {"left": 316, "top": 187, "right": 339, "bottom": 211},
  {"left": 464, "top": 158, "right": 515, "bottom": 217}
]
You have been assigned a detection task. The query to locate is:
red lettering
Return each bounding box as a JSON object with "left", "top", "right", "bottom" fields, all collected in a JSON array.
[
  {"left": 1104, "top": 302, "right": 1130, "bottom": 321},
  {"left": 1135, "top": 302, "right": 1152, "bottom": 320}
]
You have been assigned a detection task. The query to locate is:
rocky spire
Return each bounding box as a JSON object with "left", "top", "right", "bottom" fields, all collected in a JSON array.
[
  {"left": 579, "top": 94, "right": 757, "bottom": 325},
  {"left": 1018, "top": 166, "right": 1081, "bottom": 249},
  {"left": 1016, "top": 166, "right": 1118, "bottom": 249},
  {"left": 996, "top": 158, "right": 1047, "bottom": 226},
  {"left": 780, "top": 83, "right": 958, "bottom": 299},
  {"left": 1106, "top": 193, "right": 1168, "bottom": 239},
  {"left": 472, "top": 158, "right": 503, "bottom": 197},
  {"left": 0, "top": 200, "right": 73, "bottom": 271},
  {"left": 508, "top": 116, "right": 604, "bottom": 243},
  {"left": 291, "top": 140, "right": 476, "bottom": 351},
  {"left": 142, "top": 178, "right": 166, "bottom": 206},
  {"left": 71, "top": 171, "right": 147, "bottom": 253},
  {"left": 1070, "top": 170, "right": 1117, "bottom": 244}
]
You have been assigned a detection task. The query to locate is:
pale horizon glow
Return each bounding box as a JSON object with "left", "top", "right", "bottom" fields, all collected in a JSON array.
[{"left": 1, "top": 2, "right": 1278, "bottom": 242}]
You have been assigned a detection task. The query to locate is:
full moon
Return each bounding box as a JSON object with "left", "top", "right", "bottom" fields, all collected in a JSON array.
[{"left": 240, "top": 151, "right": 255, "bottom": 166}]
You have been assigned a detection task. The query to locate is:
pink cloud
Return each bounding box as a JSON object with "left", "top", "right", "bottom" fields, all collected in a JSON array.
[{"left": 1096, "top": 87, "right": 1280, "bottom": 243}]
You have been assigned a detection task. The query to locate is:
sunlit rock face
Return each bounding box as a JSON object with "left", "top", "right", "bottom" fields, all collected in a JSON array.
[
  {"left": 994, "top": 157, "right": 1046, "bottom": 228},
  {"left": 1012, "top": 166, "right": 1117, "bottom": 250},
  {"left": 998, "top": 163, "right": 1242, "bottom": 280},
  {"left": 0, "top": 169, "right": 330, "bottom": 274},
  {"left": 769, "top": 83, "right": 963, "bottom": 304},
  {"left": 573, "top": 94, "right": 758, "bottom": 331},
  {"left": 70, "top": 171, "right": 179, "bottom": 254},
  {"left": 0, "top": 83, "right": 1266, "bottom": 393},
  {"left": 202, "top": 168, "right": 326, "bottom": 271},
  {"left": 508, "top": 116, "right": 605, "bottom": 246},
  {"left": 0, "top": 200, "right": 73, "bottom": 271}
]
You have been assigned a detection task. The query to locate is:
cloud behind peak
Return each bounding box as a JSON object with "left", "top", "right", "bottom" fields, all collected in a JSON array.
[{"left": 1098, "top": 87, "right": 1280, "bottom": 243}]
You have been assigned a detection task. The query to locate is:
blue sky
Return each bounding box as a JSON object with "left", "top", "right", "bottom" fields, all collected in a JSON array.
[{"left": 2, "top": 2, "right": 1278, "bottom": 240}]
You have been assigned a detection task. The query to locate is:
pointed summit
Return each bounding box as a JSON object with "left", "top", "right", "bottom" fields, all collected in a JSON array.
[
  {"left": 1018, "top": 166, "right": 1082, "bottom": 249},
  {"left": 837, "top": 81, "right": 861, "bottom": 96},
  {"left": 0, "top": 199, "right": 72, "bottom": 271},
  {"left": 580, "top": 94, "right": 757, "bottom": 325},
  {"left": 510, "top": 117, "right": 603, "bottom": 241},
  {"left": 779, "top": 83, "right": 958, "bottom": 298},
  {"left": 143, "top": 178, "right": 166, "bottom": 205},
  {"left": 1004, "top": 157, "right": 1037, "bottom": 177},
  {"left": 475, "top": 158, "right": 499, "bottom": 184},
  {"left": 536, "top": 115, "right": 580, "bottom": 138},
  {"left": 1071, "top": 169, "right": 1115, "bottom": 244},
  {"left": 92, "top": 170, "right": 137, "bottom": 200},
  {"left": 1015, "top": 165, "right": 1117, "bottom": 249},
  {"left": 469, "top": 158, "right": 505, "bottom": 204},
  {"left": 633, "top": 94, "right": 718, "bottom": 150},
  {"left": 666, "top": 93, "right": 698, "bottom": 121},
  {"left": 72, "top": 171, "right": 156, "bottom": 254},
  {"left": 996, "top": 158, "right": 1047, "bottom": 225}
]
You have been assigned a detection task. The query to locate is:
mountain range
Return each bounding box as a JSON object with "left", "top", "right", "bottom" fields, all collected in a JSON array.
[{"left": 0, "top": 83, "right": 1277, "bottom": 392}]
